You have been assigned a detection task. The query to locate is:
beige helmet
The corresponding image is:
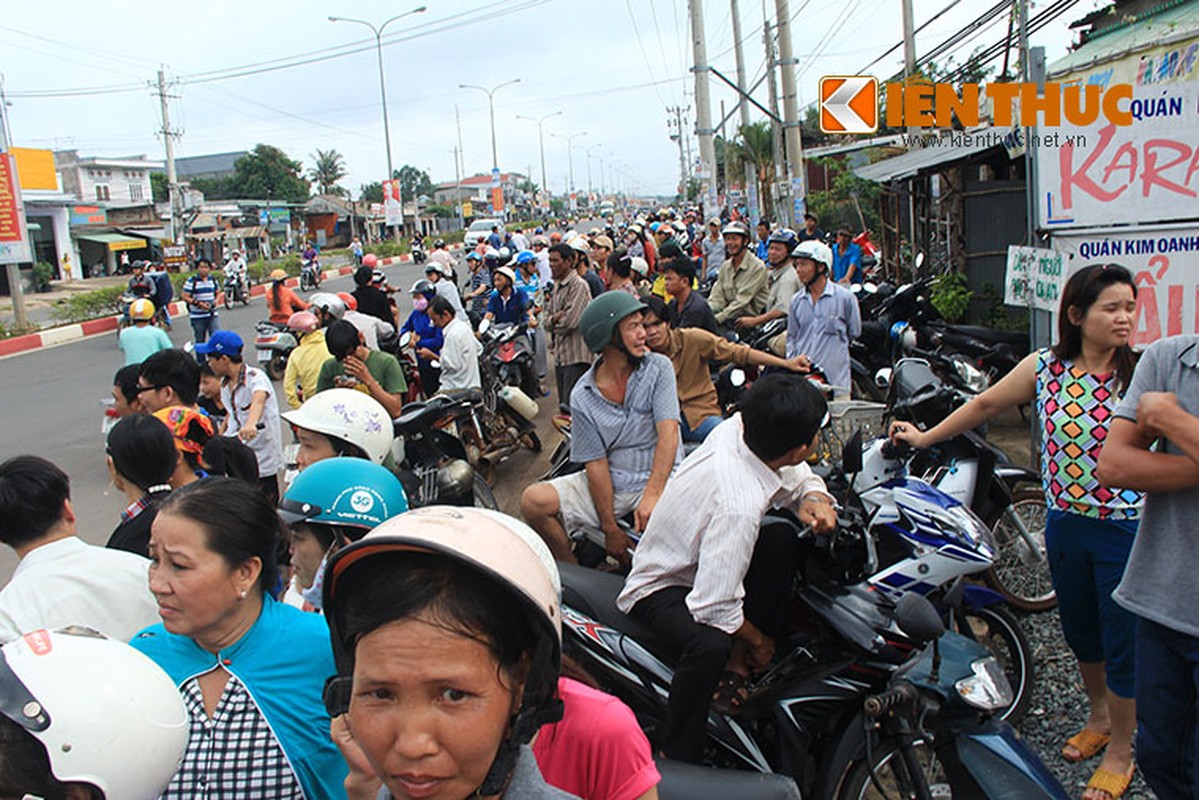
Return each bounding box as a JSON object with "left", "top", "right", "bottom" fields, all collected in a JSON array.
[{"left": 281, "top": 388, "right": 393, "bottom": 464}]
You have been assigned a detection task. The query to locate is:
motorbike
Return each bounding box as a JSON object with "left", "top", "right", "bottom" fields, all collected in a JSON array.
[
  {"left": 300, "top": 257, "right": 321, "bottom": 291},
  {"left": 559, "top": 507, "right": 1068, "bottom": 799},
  {"left": 391, "top": 390, "right": 499, "bottom": 509},
  {"left": 223, "top": 272, "right": 250, "bottom": 308},
  {"left": 254, "top": 320, "right": 297, "bottom": 381},
  {"left": 379, "top": 330, "right": 428, "bottom": 403},
  {"left": 115, "top": 291, "right": 171, "bottom": 343},
  {"left": 478, "top": 319, "right": 540, "bottom": 405},
  {"left": 411, "top": 239, "right": 427, "bottom": 265},
  {"left": 884, "top": 356, "right": 1054, "bottom": 612}
]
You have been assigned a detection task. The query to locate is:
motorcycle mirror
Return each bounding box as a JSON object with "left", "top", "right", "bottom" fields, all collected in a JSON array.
[
  {"left": 729, "top": 368, "right": 747, "bottom": 388},
  {"left": 399, "top": 331, "right": 413, "bottom": 349},
  {"left": 851, "top": 284, "right": 862, "bottom": 294},
  {"left": 893, "top": 593, "right": 945, "bottom": 644},
  {"left": 478, "top": 318, "right": 491, "bottom": 335},
  {"left": 915, "top": 252, "right": 925, "bottom": 269},
  {"left": 863, "top": 282, "right": 878, "bottom": 294},
  {"left": 874, "top": 367, "right": 893, "bottom": 390},
  {"left": 841, "top": 428, "right": 864, "bottom": 475}
]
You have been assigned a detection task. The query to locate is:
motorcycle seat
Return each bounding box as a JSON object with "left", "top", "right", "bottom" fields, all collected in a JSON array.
[
  {"left": 442, "top": 388, "right": 483, "bottom": 405},
  {"left": 558, "top": 563, "right": 681, "bottom": 662},
  {"left": 656, "top": 759, "right": 801, "bottom": 800},
  {"left": 394, "top": 396, "right": 455, "bottom": 434},
  {"left": 945, "top": 324, "right": 1028, "bottom": 347}
]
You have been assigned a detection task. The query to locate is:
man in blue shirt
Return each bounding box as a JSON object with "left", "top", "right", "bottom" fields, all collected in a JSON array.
[
  {"left": 483, "top": 267, "right": 536, "bottom": 327},
  {"left": 487, "top": 225, "right": 504, "bottom": 250},
  {"left": 786, "top": 240, "right": 861, "bottom": 398},
  {"left": 831, "top": 228, "right": 863, "bottom": 284},
  {"left": 754, "top": 219, "right": 771, "bottom": 262},
  {"left": 180, "top": 259, "right": 219, "bottom": 357}
]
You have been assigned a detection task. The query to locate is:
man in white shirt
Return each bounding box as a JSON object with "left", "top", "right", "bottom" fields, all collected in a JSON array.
[
  {"left": 510, "top": 227, "right": 531, "bottom": 252},
  {"left": 428, "top": 238, "right": 456, "bottom": 272},
  {"left": 424, "top": 262, "right": 468, "bottom": 322},
  {"left": 0, "top": 455, "right": 159, "bottom": 643},
  {"left": 617, "top": 374, "right": 837, "bottom": 763},
  {"left": 429, "top": 295, "right": 481, "bottom": 391}
]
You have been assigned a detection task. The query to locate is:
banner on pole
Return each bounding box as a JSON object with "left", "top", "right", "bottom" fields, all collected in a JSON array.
[
  {"left": 0, "top": 154, "right": 32, "bottom": 265},
  {"left": 383, "top": 179, "right": 403, "bottom": 227},
  {"left": 1005, "top": 245, "right": 1067, "bottom": 312}
]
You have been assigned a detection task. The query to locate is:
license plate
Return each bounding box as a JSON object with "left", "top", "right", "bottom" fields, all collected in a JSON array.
[{"left": 257, "top": 350, "right": 272, "bottom": 362}]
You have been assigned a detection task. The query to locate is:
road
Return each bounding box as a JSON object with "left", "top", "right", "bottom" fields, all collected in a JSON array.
[{"left": 0, "top": 255, "right": 562, "bottom": 582}]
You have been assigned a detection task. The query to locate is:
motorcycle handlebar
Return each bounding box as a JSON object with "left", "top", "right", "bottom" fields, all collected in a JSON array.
[
  {"left": 864, "top": 681, "right": 918, "bottom": 718},
  {"left": 880, "top": 439, "right": 912, "bottom": 460}
]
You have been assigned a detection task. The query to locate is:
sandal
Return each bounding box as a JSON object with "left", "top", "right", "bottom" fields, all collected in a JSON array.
[
  {"left": 1084, "top": 763, "right": 1135, "bottom": 800},
  {"left": 711, "top": 671, "right": 751, "bottom": 716},
  {"left": 1063, "top": 729, "right": 1111, "bottom": 762}
]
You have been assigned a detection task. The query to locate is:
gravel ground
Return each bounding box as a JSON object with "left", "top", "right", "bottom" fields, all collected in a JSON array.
[{"left": 1016, "top": 607, "right": 1154, "bottom": 799}]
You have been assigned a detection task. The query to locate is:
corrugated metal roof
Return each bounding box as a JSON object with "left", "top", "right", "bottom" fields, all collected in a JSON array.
[
  {"left": 174, "top": 151, "right": 248, "bottom": 178},
  {"left": 1048, "top": 1, "right": 1199, "bottom": 79},
  {"left": 854, "top": 132, "right": 1009, "bottom": 183}
]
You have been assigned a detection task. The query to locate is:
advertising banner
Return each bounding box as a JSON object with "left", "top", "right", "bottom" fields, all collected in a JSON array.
[
  {"left": 69, "top": 205, "right": 107, "bottom": 226},
  {"left": 383, "top": 179, "right": 403, "bottom": 227},
  {"left": 0, "top": 154, "right": 31, "bottom": 265}
]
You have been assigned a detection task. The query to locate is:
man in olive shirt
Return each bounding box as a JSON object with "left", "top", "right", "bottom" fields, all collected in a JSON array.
[
  {"left": 316, "top": 320, "right": 407, "bottom": 418},
  {"left": 545, "top": 243, "right": 593, "bottom": 405},
  {"left": 708, "top": 221, "right": 768, "bottom": 327}
]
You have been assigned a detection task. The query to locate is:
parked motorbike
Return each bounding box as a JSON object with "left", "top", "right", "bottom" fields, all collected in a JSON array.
[
  {"left": 300, "top": 258, "right": 321, "bottom": 291},
  {"left": 379, "top": 330, "right": 428, "bottom": 403},
  {"left": 560, "top": 508, "right": 1067, "bottom": 799},
  {"left": 254, "top": 320, "right": 296, "bottom": 381},
  {"left": 223, "top": 272, "right": 249, "bottom": 309},
  {"left": 479, "top": 319, "right": 540, "bottom": 405},
  {"left": 391, "top": 390, "right": 499, "bottom": 509}
]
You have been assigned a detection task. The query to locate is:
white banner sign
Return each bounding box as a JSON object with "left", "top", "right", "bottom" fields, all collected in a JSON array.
[
  {"left": 1005, "top": 246, "right": 1067, "bottom": 311},
  {"left": 1038, "top": 79, "right": 1199, "bottom": 230},
  {"left": 1053, "top": 223, "right": 1199, "bottom": 347}
]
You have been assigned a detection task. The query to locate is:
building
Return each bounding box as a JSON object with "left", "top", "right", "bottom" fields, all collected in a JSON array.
[
  {"left": 53, "top": 151, "right": 162, "bottom": 207},
  {"left": 433, "top": 172, "right": 527, "bottom": 217}
]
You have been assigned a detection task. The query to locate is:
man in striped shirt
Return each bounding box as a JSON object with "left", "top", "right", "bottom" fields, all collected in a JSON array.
[
  {"left": 180, "top": 259, "right": 220, "bottom": 357},
  {"left": 617, "top": 374, "right": 838, "bottom": 763}
]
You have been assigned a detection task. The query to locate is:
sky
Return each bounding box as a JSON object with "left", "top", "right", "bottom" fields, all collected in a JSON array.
[{"left": 1, "top": 0, "right": 1108, "bottom": 199}]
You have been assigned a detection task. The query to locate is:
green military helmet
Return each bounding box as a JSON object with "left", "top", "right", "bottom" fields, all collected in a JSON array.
[{"left": 580, "top": 291, "right": 647, "bottom": 354}]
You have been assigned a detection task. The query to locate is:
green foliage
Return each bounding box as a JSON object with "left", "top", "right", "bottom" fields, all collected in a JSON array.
[
  {"left": 0, "top": 317, "right": 37, "bottom": 339},
  {"left": 359, "top": 181, "right": 384, "bottom": 203},
  {"left": 365, "top": 241, "right": 408, "bottom": 258},
  {"left": 425, "top": 204, "right": 453, "bottom": 218},
  {"left": 309, "top": 149, "right": 348, "bottom": 196},
  {"left": 929, "top": 272, "right": 973, "bottom": 323},
  {"left": 729, "top": 121, "right": 777, "bottom": 219},
  {"left": 517, "top": 179, "right": 538, "bottom": 195},
  {"left": 396, "top": 165, "right": 435, "bottom": 202},
  {"left": 49, "top": 286, "right": 127, "bottom": 323},
  {"left": 808, "top": 157, "right": 882, "bottom": 235},
  {"left": 192, "top": 144, "right": 310, "bottom": 203},
  {"left": 981, "top": 282, "right": 1030, "bottom": 331},
  {"left": 150, "top": 172, "right": 169, "bottom": 203},
  {"left": 30, "top": 262, "right": 54, "bottom": 293},
  {"left": 247, "top": 258, "right": 272, "bottom": 285}
]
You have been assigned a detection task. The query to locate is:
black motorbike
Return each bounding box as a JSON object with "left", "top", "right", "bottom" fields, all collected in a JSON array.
[
  {"left": 479, "top": 319, "right": 540, "bottom": 406},
  {"left": 392, "top": 390, "right": 500, "bottom": 510}
]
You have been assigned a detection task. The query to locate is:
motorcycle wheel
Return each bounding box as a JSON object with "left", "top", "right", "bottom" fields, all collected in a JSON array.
[
  {"left": 520, "top": 430, "right": 542, "bottom": 453},
  {"left": 834, "top": 737, "right": 950, "bottom": 800},
  {"left": 223, "top": 289, "right": 233, "bottom": 310},
  {"left": 950, "top": 604, "right": 1033, "bottom": 723},
  {"left": 984, "top": 488, "right": 1056, "bottom": 612},
  {"left": 471, "top": 474, "right": 499, "bottom": 510},
  {"left": 267, "top": 353, "right": 288, "bottom": 381}
]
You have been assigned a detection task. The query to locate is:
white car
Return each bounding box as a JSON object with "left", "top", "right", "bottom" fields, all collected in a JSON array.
[{"left": 464, "top": 218, "right": 502, "bottom": 249}]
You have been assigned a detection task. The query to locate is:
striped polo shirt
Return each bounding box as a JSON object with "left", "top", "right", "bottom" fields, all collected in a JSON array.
[{"left": 182, "top": 275, "right": 219, "bottom": 319}]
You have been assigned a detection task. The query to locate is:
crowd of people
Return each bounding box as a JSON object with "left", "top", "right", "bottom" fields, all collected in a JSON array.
[{"left": 5, "top": 208, "right": 1199, "bottom": 800}]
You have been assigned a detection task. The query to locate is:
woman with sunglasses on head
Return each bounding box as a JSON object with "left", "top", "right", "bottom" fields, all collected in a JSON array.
[{"left": 890, "top": 263, "right": 1141, "bottom": 800}]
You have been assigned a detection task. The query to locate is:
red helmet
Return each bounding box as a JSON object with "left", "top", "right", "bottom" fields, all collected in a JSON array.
[
  {"left": 362, "top": 253, "right": 378, "bottom": 269},
  {"left": 337, "top": 291, "right": 358, "bottom": 311}
]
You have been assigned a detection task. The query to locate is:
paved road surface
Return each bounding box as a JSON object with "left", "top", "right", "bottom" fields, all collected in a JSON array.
[{"left": 0, "top": 255, "right": 562, "bottom": 582}]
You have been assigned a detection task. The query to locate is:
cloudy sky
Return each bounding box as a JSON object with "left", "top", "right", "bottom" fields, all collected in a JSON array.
[{"left": 2, "top": 0, "right": 1104, "bottom": 198}]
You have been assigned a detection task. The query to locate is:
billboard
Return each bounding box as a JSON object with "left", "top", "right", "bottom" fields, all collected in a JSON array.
[
  {"left": 10, "top": 147, "right": 57, "bottom": 191},
  {"left": 0, "top": 154, "right": 31, "bottom": 265}
]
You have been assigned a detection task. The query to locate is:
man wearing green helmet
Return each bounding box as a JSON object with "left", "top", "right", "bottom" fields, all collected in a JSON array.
[{"left": 522, "top": 291, "right": 681, "bottom": 568}]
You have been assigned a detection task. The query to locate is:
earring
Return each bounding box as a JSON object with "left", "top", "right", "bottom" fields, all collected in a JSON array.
[{"left": 239, "top": 590, "right": 247, "bottom": 599}]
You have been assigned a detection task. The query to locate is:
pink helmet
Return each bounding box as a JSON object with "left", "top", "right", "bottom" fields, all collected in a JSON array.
[
  {"left": 362, "top": 253, "right": 378, "bottom": 269},
  {"left": 287, "top": 310, "right": 320, "bottom": 333}
]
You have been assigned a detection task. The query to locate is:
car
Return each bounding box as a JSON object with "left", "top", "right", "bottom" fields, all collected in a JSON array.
[{"left": 464, "top": 218, "right": 503, "bottom": 249}]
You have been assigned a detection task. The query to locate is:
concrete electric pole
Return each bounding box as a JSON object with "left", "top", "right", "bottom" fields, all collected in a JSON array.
[
  {"left": 773, "top": 0, "right": 805, "bottom": 227},
  {"left": 687, "top": 0, "right": 719, "bottom": 219}
]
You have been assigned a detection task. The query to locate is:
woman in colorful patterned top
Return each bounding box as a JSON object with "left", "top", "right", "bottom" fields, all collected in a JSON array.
[{"left": 890, "top": 264, "right": 1140, "bottom": 800}]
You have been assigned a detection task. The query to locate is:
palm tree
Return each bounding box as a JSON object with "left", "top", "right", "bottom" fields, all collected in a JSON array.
[
  {"left": 309, "top": 149, "right": 347, "bottom": 196},
  {"left": 731, "top": 122, "right": 776, "bottom": 220}
]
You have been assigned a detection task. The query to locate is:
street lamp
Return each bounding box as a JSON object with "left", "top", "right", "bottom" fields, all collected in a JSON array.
[
  {"left": 582, "top": 143, "right": 602, "bottom": 201},
  {"left": 551, "top": 131, "right": 586, "bottom": 210},
  {"left": 515, "top": 111, "right": 562, "bottom": 209},
  {"left": 329, "top": 6, "right": 426, "bottom": 240},
  {"left": 459, "top": 79, "right": 521, "bottom": 189}
]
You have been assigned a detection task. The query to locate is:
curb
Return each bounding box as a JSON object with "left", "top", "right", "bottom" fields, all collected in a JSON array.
[{"left": 0, "top": 246, "right": 463, "bottom": 359}]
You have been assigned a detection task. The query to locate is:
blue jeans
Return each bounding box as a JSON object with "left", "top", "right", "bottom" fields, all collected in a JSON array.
[
  {"left": 1136, "top": 617, "right": 1199, "bottom": 799},
  {"left": 190, "top": 315, "right": 219, "bottom": 356},
  {"left": 680, "top": 414, "right": 722, "bottom": 443}
]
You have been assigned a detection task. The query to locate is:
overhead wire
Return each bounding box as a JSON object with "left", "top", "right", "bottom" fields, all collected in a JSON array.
[{"left": 626, "top": 0, "right": 670, "bottom": 107}]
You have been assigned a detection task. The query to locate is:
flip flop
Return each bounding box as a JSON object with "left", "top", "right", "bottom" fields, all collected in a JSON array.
[
  {"left": 1063, "top": 729, "right": 1111, "bottom": 763},
  {"left": 1084, "top": 763, "right": 1135, "bottom": 800},
  {"left": 711, "top": 671, "right": 750, "bottom": 716}
]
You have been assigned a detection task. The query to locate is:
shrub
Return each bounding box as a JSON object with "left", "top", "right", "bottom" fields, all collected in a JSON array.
[
  {"left": 30, "top": 262, "right": 55, "bottom": 293},
  {"left": 929, "top": 271, "right": 972, "bottom": 323},
  {"left": 48, "top": 286, "right": 127, "bottom": 323}
]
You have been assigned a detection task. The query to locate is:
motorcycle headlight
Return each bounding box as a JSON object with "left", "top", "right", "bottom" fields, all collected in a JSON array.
[
  {"left": 944, "top": 504, "right": 995, "bottom": 557},
  {"left": 955, "top": 656, "right": 1013, "bottom": 711},
  {"left": 953, "top": 357, "right": 990, "bottom": 394}
]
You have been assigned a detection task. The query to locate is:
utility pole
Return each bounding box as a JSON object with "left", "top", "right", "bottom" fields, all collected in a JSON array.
[
  {"left": 515, "top": 111, "right": 562, "bottom": 213},
  {"left": 688, "top": 0, "right": 718, "bottom": 219},
  {"left": 666, "top": 105, "right": 689, "bottom": 200},
  {"left": 454, "top": 104, "right": 465, "bottom": 224},
  {"left": 450, "top": 145, "right": 463, "bottom": 230},
  {"left": 730, "top": 0, "right": 759, "bottom": 222},
  {"left": 774, "top": 0, "right": 805, "bottom": 227},
  {"left": 901, "top": 0, "right": 919, "bottom": 137},
  {"left": 156, "top": 69, "right": 181, "bottom": 243},
  {"left": 763, "top": 20, "right": 785, "bottom": 223}
]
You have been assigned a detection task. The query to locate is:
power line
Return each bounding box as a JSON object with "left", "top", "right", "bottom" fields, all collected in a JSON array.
[{"left": 626, "top": 0, "right": 670, "bottom": 107}]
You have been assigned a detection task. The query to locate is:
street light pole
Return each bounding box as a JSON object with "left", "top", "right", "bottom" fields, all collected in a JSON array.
[
  {"left": 583, "top": 143, "right": 602, "bottom": 202},
  {"left": 329, "top": 6, "right": 426, "bottom": 242},
  {"left": 459, "top": 79, "right": 521, "bottom": 217},
  {"left": 515, "top": 111, "right": 562, "bottom": 209},
  {"left": 552, "top": 131, "right": 586, "bottom": 211}
]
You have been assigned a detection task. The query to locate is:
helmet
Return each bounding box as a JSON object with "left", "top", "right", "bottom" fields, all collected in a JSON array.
[
  {"left": 648, "top": 222, "right": 662, "bottom": 233},
  {"left": 494, "top": 266, "right": 517, "bottom": 286},
  {"left": 466, "top": 251, "right": 482, "bottom": 262},
  {"left": 722, "top": 220, "right": 752, "bottom": 239},
  {"left": 514, "top": 249, "right": 537, "bottom": 266},
  {"left": 767, "top": 227, "right": 800, "bottom": 253},
  {"left": 532, "top": 234, "right": 550, "bottom": 247},
  {"left": 280, "top": 388, "right": 393, "bottom": 464},
  {"left": 287, "top": 310, "right": 320, "bottom": 333},
  {"left": 433, "top": 238, "right": 446, "bottom": 248},
  {"left": 308, "top": 292, "right": 346, "bottom": 320},
  {"left": 371, "top": 268, "right": 386, "bottom": 284},
  {"left": 568, "top": 237, "right": 590, "bottom": 256},
  {"left": 580, "top": 291, "right": 647, "bottom": 353},
  {"left": 498, "top": 246, "right": 512, "bottom": 263},
  {"left": 337, "top": 291, "right": 358, "bottom": 311},
  {"left": 890, "top": 321, "right": 917, "bottom": 352},
  {"left": 483, "top": 247, "right": 502, "bottom": 264},
  {"left": 323, "top": 506, "right": 562, "bottom": 796},
  {"left": 278, "top": 458, "right": 408, "bottom": 533},
  {"left": 0, "top": 629, "right": 189, "bottom": 800},
  {"left": 129, "top": 297, "right": 155, "bottom": 321},
  {"left": 362, "top": 253, "right": 378, "bottom": 268},
  {"left": 410, "top": 278, "right": 436, "bottom": 299},
  {"left": 630, "top": 256, "right": 650, "bottom": 277},
  {"left": 269, "top": 268, "right": 288, "bottom": 281},
  {"left": 792, "top": 239, "right": 834, "bottom": 268}
]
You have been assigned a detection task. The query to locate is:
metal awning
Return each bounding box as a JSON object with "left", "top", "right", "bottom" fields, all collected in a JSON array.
[
  {"left": 854, "top": 132, "right": 1010, "bottom": 183},
  {"left": 75, "top": 232, "right": 145, "bottom": 251},
  {"left": 189, "top": 226, "right": 266, "bottom": 241},
  {"left": 121, "top": 227, "right": 167, "bottom": 241}
]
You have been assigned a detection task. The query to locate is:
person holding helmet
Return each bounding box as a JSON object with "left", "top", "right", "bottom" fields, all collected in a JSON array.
[
  {"left": 283, "top": 310, "right": 332, "bottom": 410},
  {"left": 709, "top": 220, "right": 768, "bottom": 327},
  {"left": 0, "top": 629, "right": 189, "bottom": 800},
  {"left": 522, "top": 292, "right": 681, "bottom": 565},
  {"left": 278, "top": 459, "right": 408, "bottom": 613},
  {"left": 281, "top": 387, "right": 394, "bottom": 471},
  {"left": 401, "top": 279, "right": 444, "bottom": 395},
  {"left": 353, "top": 265, "right": 396, "bottom": 327},
  {"left": 734, "top": 228, "right": 803, "bottom": 339},
  {"left": 119, "top": 297, "right": 172, "bottom": 365},
  {"left": 132, "top": 477, "right": 348, "bottom": 799},
  {"left": 787, "top": 239, "right": 861, "bottom": 397},
  {"left": 463, "top": 251, "right": 492, "bottom": 327},
  {"left": 322, "top": 506, "right": 578, "bottom": 800},
  {"left": 266, "top": 268, "right": 309, "bottom": 324},
  {"left": 425, "top": 261, "right": 468, "bottom": 322}
]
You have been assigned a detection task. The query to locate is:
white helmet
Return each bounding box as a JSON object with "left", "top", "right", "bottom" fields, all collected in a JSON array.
[
  {"left": 281, "top": 388, "right": 393, "bottom": 464},
  {"left": 308, "top": 292, "right": 346, "bottom": 320},
  {"left": 0, "top": 629, "right": 189, "bottom": 800},
  {"left": 792, "top": 239, "right": 834, "bottom": 268}
]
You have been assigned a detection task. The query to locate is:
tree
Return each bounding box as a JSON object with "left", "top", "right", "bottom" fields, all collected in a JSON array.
[
  {"left": 150, "top": 172, "right": 169, "bottom": 203},
  {"left": 309, "top": 149, "right": 347, "bottom": 196},
  {"left": 395, "top": 165, "right": 435, "bottom": 202},
  {"left": 192, "top": 144, "right": 309, "bottom": 203},
  {"left": 730, "top": 122, "right": 777, "bottom": 220},
  {"left": 359, "top": 181, "right": 384, "bottom": 203},
  {"left": 517, "top": 179, "right": 539, "bottom": 195},
  {"left": 807, "top": 156, "right": 881, "bottom": 235}
]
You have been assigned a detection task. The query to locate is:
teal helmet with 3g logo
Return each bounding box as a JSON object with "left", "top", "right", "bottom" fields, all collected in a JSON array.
[{"left": 278, "top": 458, "right": 408, "bottom": 534}]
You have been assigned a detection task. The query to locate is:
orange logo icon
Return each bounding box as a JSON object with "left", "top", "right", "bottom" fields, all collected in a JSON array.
[{"left": 820, "top": 76, "right": 878, "bottom": 134}]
